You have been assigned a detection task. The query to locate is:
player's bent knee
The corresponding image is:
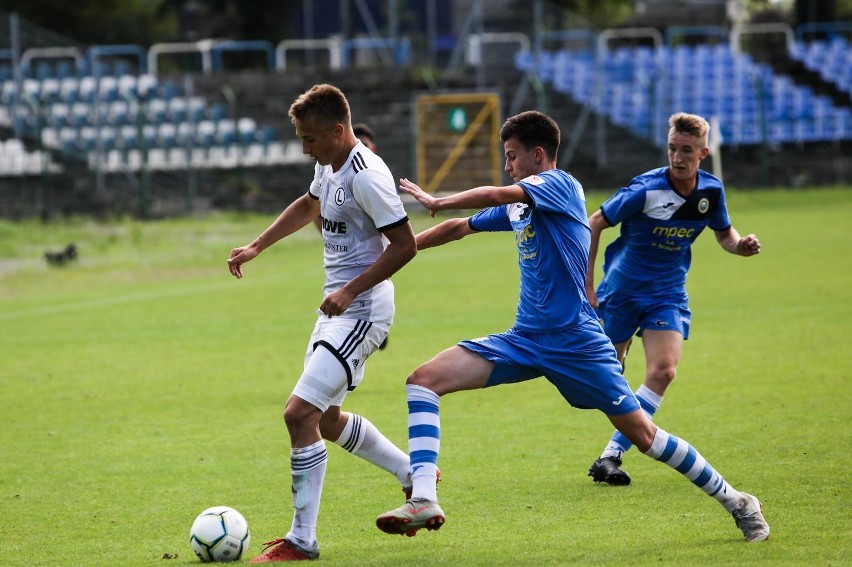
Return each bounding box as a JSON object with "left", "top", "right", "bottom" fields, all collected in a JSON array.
[
  {"left": 283, "top": 406, "right": 301, "bottom": 429},
  {"left": 647, "top": 366, "right": 676, "bottom": 390},
  {"left": 610, "top": 411, "right": 657, "bottom": 452},
  {"left": 405, "top": 366, "right": 434, "bottom": 389},
  {"left": 284, "top": 396, "right": 321, "bottom": 429}
]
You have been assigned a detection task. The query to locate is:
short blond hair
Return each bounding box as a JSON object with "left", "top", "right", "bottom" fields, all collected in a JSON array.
[
  {"left": 668, "top": 112, "right": 709, "bottom": 148},
  {"left": 288, "top": 84, "right": 351, "bottom": 126}
]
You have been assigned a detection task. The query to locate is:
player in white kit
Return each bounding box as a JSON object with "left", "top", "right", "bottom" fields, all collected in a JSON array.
[{"left": 228, "top": 84, "right": 417, "bottom": 562}]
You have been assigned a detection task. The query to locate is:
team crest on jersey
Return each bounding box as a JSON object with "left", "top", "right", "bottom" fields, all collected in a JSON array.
[
  {"left": 508, "top": 203, "right": 531, "bottom": 222},
  {"left": 334, "top": 187, "right": 346, "bottom": 206},
  {"left": 522, "top": 174, "right": 545, "bottom": 185},
  {"left": 697, "top": 197, "right": 710, "bottom": 214}
]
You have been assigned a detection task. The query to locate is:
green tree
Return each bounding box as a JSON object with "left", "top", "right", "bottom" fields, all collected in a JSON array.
[
  {"left": 545, "top": 0, "right": 634, "bottom": 29},
  {"left": 155, "top": 0, "right": 299, "bottom": 42},
  {"left": 0, "top": 0, "right": 177, "bottom": 45}
]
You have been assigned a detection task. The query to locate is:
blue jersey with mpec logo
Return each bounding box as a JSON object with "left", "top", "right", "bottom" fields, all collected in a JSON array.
[
  {"left": 468, "top": 169, "right": 598, "bottom": 333},
  {"left": 597, "top": 167, "right": 731, "bottom": 301}
]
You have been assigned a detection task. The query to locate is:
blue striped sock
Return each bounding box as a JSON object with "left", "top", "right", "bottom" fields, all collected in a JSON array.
[
  {"left": 644, "top": 428, "right": 740, "bottom": 507},
  {"left": 406, "top": 384, "right": 440, "bottom": 501}
]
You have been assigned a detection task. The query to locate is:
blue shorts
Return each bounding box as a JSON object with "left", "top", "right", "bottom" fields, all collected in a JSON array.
[
  {"left": 596, "top": 293, "right": 692, "bottom": 345},
  {"left": 459, "top": 320, "right": 640, "bottom": 416}
]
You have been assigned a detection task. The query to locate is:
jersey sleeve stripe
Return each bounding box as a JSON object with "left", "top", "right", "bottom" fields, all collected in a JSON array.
[
  {"left": 352, "top": 152, "right": 367, "bottom": 172},
  {"left": 377, "top": 216, "right": 409, "bottom": 232}
]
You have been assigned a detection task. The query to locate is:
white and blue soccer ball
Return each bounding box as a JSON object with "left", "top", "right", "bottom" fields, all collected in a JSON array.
[{"left": 190, "top": 506, "right": 250, "bottom": 562}]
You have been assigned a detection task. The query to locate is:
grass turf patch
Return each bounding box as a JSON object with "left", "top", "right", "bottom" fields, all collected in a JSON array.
[{"left": 1, "top": 188, "right": 850, "bottom": 565}]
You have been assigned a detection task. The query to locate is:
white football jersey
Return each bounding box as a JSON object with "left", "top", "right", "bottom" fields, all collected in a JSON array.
[{"left": 308, "top": 141, "right": 409, "bottom": 324}]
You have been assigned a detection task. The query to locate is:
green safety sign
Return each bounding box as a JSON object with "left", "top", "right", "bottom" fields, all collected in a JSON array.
[
  {"left": 447, "top": 107, "right": 467, "bottom": 132},
  {"left": 416, "top": 92, "right": 501, "bottom": 194}
]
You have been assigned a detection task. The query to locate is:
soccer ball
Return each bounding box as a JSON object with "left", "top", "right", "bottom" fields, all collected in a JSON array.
[{"left": 190, "top": 506, "right": 251, "bottom": 562}]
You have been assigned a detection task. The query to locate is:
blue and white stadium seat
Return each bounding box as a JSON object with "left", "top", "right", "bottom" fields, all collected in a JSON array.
[
  {"left": 0, "top": 137, "right": 62, "bottom": 176},
  {"left": 517, "top": 40, "right": 852, "bottom": 146},
  {"left": 0, "top": 59, "right": 307, "bottom": 175},
  {"left": 789, "top": 37, "right": 852, "bottom": 95}
]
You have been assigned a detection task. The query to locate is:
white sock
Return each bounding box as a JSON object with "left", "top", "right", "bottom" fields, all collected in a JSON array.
[
  {"left": 636, "top": 383, "right": 663, "bottom": 410},
  {"left": 286, "top": 440, "right": 327, "bottom": 547},
  {"left": 333, "top": 412, "right": 410, "bottom": 486}
]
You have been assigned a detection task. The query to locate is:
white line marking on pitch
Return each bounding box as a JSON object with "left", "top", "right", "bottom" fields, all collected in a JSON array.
[{"left": 0, "top": 276, "right": 276, "bottom": 321}]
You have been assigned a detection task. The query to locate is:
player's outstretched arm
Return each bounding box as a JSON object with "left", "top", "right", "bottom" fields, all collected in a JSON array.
[
  {"left": 585, "top": 210, "right": 612, "bottom": 308},
  {"left": 715, "top": 227, "right": 761, "bottom": 257},
  {"left": 228, "top": 193, "right": 319, "bottom": 279},
  {"left": 398, "top": 178, "right": 529, "bottom": 217},
  {"left": 398, "top": 178, "right": 440, "bottom": 216},
  {"left": 415, "top": 217, "right": 477, "bottom": 251}
]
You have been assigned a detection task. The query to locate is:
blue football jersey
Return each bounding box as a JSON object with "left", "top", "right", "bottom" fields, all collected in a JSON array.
[
  {"left": 469, "top": 169, "right": 598, "bottom": 332},
  {"left": 597, "top": 167, "right": 731, "bottom": 301}
]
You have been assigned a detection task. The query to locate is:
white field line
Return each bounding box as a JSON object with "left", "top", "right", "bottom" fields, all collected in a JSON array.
[{"left": 0, "top": 275, "right": 274, "bottom": 321}]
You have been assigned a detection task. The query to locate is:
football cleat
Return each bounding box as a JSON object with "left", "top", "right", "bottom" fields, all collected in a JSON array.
[
  {"left": 249, "top": 538, "right": 319, "bottom": 562},
  {"left": 588, "top": 456, "right": 632, "bottom": 486},
  {"left": 376, "top": 498, "right": 445, "bottom": 537},
  {"left": 731, "top": 493, "right": 770, "bottom": 542}
]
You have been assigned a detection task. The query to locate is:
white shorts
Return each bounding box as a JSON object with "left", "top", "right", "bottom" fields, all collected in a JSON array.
[{"left": 291, "top": 317, "right": 390, "bottom": 412}]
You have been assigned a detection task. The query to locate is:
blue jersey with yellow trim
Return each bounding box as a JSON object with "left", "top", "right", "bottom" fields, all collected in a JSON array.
[
  {"left": 597, "top": 167, "right": 731, "bottom": 301},
  {"left": 469, "top": 169, "right": 598, "bottom": 332}
]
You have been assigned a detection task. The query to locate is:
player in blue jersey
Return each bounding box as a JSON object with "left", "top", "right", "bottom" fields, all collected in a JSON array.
[
  {"left": 586, "top": 112, "right": 761, "bottom": 487},
  {"left": 374, "top": 110, "right": 769, "bottom": 542}
]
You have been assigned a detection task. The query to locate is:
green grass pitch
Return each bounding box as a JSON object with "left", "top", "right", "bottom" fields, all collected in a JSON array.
[{"left": 1, "top": 187, "right": 850, "bottom": 565}]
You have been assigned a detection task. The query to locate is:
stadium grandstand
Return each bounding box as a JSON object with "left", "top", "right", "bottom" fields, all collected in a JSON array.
[
  {"left": 0, "top": 0, "right": 849, "bottom": 219},
  {"left": 516, "top": 36, "right": 852, "bottom": 146},
  {"left": 0, "top": 37, "right": 307, "bottom": 175}
]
